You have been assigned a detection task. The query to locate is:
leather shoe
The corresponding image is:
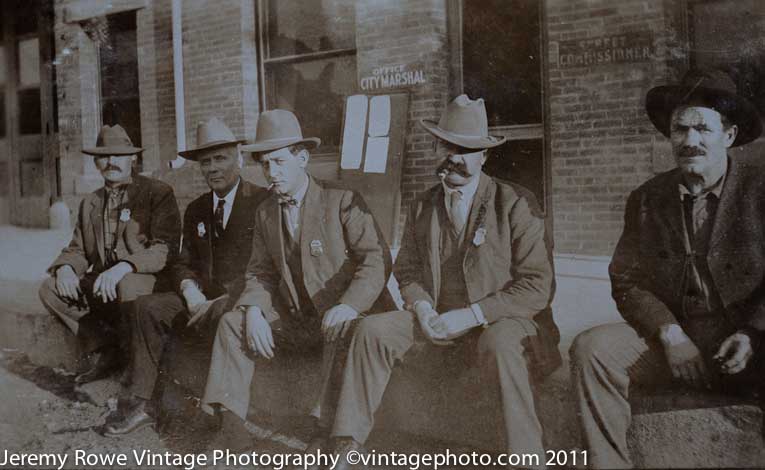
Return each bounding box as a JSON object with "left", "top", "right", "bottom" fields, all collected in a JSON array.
[
  {"left": 208, "top": 410, "right": 253, "bottom": 452},
  {"left": 75, "top": 347, "right": 119, "bottom": 384},
  {"left": 103, "top": 398, "right": 155, "bottom": 436},
  {"left": 332, "top": 437, "right": 365, "bottom": 470}
]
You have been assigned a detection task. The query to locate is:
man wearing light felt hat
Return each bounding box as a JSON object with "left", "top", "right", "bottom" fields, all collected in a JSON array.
[
  {"left": 570, "top": 68, "right": 765, "bottom": 469},
  {"left": 102, "top": 117, "right": 269, "bottom": 436},
  {"left": 200, "top": 109, "right": 394, "bottom": 452},
  {"left": 39, "top": 124, "right": 181, "bottom": 385},
  {"left": 327, "top": 95, "right": 559, "bottom": 469}
]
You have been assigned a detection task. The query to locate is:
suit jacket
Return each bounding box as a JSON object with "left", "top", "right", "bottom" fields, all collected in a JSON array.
[
  {"left": 173, "top": 180, "right": 269, "bottom": 299},
  {"left": 610, "top": 156, "right": 765, "bottom": 338},
  {"left": 50, "top": 174, "right": 181, "bottom": 277},
  {"left": 237, "top": 177, "right": 394, "bottom": 321},
  {"left": 395, "top": 172, "right": 560, "bottom": 375}
]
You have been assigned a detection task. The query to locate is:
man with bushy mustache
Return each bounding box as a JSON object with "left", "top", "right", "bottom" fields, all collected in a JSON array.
[
  {"left": 326, "top": 95, "right": 560, "bottom": 469},
  {"left": 570, "top": 68, "right": 765, "bottom": 468}
]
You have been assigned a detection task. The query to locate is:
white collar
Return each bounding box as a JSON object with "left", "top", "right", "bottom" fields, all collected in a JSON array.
[
  {"left": 442, "top": 174, "right": 480, "bottom": 203},
  {"left": 213, "top": 178, "right": 241, "bottom": 207}
]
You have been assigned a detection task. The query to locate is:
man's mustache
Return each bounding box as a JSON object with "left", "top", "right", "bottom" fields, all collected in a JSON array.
[
  {"left": 103, "top": 166, "right": 122, "bottom": 172},
  {"left": 678, "top": 146, "right": 705, "bottom": 158},
  {"left": 436, "top": 161, "right": 470, "bottom": 178}
]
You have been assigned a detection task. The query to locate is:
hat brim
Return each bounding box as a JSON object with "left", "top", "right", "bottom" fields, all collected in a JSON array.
[
  {"left": 82, "top": 145, "right": 144, "bottom": 156},
  {"left": 240, "top": 136, "right": 321, "bottom": 154},
  {"left": 178, "top": 139, "right": 246, "bottom": 160},
  {"left": 646, "top": 85, "right": 763, "bottom": 147},
  {"left": 419, "top": 120, "right": 506, "bottom": 149}
]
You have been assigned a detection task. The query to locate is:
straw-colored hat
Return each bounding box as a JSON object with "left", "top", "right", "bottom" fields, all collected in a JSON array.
[
  {"left": 179, "top": 117, "right": 244, "bottom": 160},
  {"left": 241, "top": 109, "right": 320, "bottom": 154},
  {"left": 82, "top": 125, "right": 143, "bottom": 156},
  {"left": 419, "top": 95, "right": 506, "bottom": 149}
]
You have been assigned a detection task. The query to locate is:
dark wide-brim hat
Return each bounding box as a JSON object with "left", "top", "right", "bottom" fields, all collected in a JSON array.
[
  {"left": 82, "top": 124, "right": 144, "bottom": 156},
  {"left": 646, "top": 68, "right": 762, "bottom": 147},
  {"left": 179, "top": 117, "right": 245, "bottom": 160},
  {"left": 420, "top": 94, "right": 506, "bottom": 150},
  {"left": 241, "top": 109, "right": 320, "bottom": 154}
]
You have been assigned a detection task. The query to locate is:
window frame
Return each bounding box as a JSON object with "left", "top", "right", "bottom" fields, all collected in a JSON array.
[{"left": 255, "top": 0, "right": 358, "bottom": 159}]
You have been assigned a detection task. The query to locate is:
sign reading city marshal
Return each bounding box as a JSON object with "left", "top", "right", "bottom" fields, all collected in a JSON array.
[
  {"left": 360, "top": 62, "right": 427, "bottom": 91},
  {"left": 558, "top": 32, "right": 654, "bottom": 69}
]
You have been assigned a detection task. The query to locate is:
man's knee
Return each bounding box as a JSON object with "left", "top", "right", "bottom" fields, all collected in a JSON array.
[
  {"left": 478, "top": 318, "right": 535, "bottom": 359},
  {"left": 570, "top": 325, "right": 613, "bottom": 368},
  {"left": 352, "top": 312, "right": 407, "bottom": 354},
  {"left": 216, "top": 310, "right": 243, "bottom": 343},
  {"left": 38, "top": 276, "right": 68, "bottom": 315},
  {"left": 117, "top": 273, "right": 156, "bottom": 303}
]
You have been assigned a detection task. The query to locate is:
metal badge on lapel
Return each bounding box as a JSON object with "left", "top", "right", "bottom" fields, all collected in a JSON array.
[
  {"left": 473, "top": 226, "right": 487, "bottom": 246},
  {"left": 120, "top": 208, "right": 131, "bottom": 222},
  {"left": 310, "top": 239, "right": 324, "bottom": 257},
  {"left": 197, "top": 222, "right": 206, "bottom": 238}
]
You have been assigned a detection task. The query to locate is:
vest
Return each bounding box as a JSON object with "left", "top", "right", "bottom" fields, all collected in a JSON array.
[{"left": 436, "top": 204, "right": 471, "bottom": 312}]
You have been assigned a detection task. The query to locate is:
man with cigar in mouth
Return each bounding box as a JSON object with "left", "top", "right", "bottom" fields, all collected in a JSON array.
[
  {"left": 200, "top": 109, "right": 393, "bottom": 452},
  {"left": 326, "top": 95, "right": 559, "bottom": 469},
  {"left": 39, "top": 124, "right": 181, "bottom": 385},
  {"left": 570, "top": 68, "right": 765, "bottom": 469}
]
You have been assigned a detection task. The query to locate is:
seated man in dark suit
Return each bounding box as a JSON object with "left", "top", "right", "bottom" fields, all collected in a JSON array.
[
  {"left": 39, "top": 124, "right": 181, "bottom": 385},
  {"left": 570, "top": 68, "right": 765, "bottom": 469},
  {"left": 104, "top": 118, "right": 269, "bottom": 436}
]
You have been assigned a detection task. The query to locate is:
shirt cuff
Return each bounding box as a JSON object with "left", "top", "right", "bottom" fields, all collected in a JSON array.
[
  {"left": 180, "top": 279, "right": 200, "bottom": 292},
  {"left": 412, "top": 300, "right": 433, "bottom": 315},
  {"left": 470, "top": 303, "right": 489, "bottom": 328}
]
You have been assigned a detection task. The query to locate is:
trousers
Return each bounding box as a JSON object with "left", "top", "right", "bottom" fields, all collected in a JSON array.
[
  {"left": 570, "top": 319, "right": 765, "bottom": 469},
  {"left": 38, "top": 273, "right": 156, "bottom": 353},
  {"left": 331, "top": 309, "right": 546, "bottom": 468}
]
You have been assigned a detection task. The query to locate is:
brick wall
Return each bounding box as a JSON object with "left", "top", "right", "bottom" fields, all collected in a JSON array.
[
  {"left": 355, "top": 0, "right": 451, "bottom": 245},
  {"left": 546, "top": 0, "right": 684, "bottom": 256}
]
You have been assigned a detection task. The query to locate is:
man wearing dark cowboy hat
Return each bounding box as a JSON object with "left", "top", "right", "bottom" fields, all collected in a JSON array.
[
  {"left": 328, "top": 94, "right": 559, "bottom": 469},
  {"left": 570, "top": 68, "right": 765, "bottom": 469},
  {"left": 39, "top": 124, "right": 181, "bottom": 384},
  {"left": 200, "top": 109, "right": 393, "bottom": 452},
  {"left": 102, "top": 118, "right": 269, "bottom": 436}
]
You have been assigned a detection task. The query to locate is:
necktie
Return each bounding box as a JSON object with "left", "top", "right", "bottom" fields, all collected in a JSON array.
[
  {"left": 449, "top": 190, "right": 467, "bottom": 233},
  {"left": 214, "top": 199, "right": 226, "bottom": 237},
  {"left": 280, "top": 198, "right": 299, "bottom": 240}
]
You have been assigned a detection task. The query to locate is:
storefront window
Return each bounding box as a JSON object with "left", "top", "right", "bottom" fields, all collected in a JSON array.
[
  {"left": 258, "top": 0, "right": 357, "bottom": 156},
  {"left": 98, "top": 11, "right": 141, "bottom": 161}
]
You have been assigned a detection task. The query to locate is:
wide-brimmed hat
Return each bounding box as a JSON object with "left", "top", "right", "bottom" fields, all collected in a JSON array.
[
  {"left": 179, "top": 117, "right": 244, "bottom": 160},
  {"left": 241, "top": 109, "right": 321, "bottom": 154},
  {"left": 646, "top": 68, "right": 762, "bottom": 147},
  {"left": 82, "top": 125, "right": 143, "bottom": 156},
  {"left": 419, "top": 95, "right": 506, "bottom": 150}
]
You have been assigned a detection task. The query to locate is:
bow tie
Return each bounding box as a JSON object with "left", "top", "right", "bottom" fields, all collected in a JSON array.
[{"left": 278, "top": 197, "right": 299, "bottom": 207}]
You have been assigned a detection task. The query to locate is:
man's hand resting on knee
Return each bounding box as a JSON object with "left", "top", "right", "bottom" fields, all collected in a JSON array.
[
  {"left": 659, "top": 324, "right": 710, "bottom": 389},
  {"left": 244, "top": 307, "right": 274, "bottom": 359}
]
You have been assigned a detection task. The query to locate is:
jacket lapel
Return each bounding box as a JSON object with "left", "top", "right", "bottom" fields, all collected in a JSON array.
[
  {"left": 201, "top": 191, "right": 214, "bottom": 281},
  {"left": 427, "top": 187, "right": 442, "bottom": 305},
  {"left": 654, "top": 170, "right": 686, "bottom": 249},
  {"left": 117, "top": 177, "right": 142, "bottom": 244},
  {"left": 224, "top": 179, "right": 247, "bottom": 235},
  {"left": 709, "top": 158, "right": 739, "bottom": 250},
  {"left": 463, "top": 173, "right": 492, "bottom": 247},
  {"left": 263, "top": 195, "right": 300, "bottom": 309},
  {"left": 89, "top": 190, "right": 106, "bottom": 264}
]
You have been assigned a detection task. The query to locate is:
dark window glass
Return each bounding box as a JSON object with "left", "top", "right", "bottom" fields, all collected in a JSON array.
[
  {"left": 266, "top": 0, "right": 355, "bottom": 58},
  {"left": 99, "top": 11, "right": 141, "bottom": 154},
  {"left": 12, "top": 0, "right": 39, "bottom": 36},
  {"left": 483, "top": 139, "right": 545, "bottom": 210},
  {"left": 463, "top": 0, "right": 541, "bottom": 126},
  {"left": 18, "top": 88, "right": 41, "bottom": 134},
  {"left": 265, "top": 55, "right": 356, "bottom": 153},
  {"left": 0, "top": 162, "right": 8, "bottom": 195},
  {"left": 0, "top": 93, "right": 5, "bottom": 138}
]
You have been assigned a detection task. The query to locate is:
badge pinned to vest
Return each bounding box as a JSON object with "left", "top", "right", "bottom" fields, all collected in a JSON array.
[
  {"left": 310, "top": 239, "right": 324, "bottom": 257},
  {"left": 197, "top": 222, "right": 207, "bottom": 238},
  {"left": 120, "top": 208, "right": 131, "bottom": 222},
  {"left": 473, "top": 226, "right": 487, "bottom": 246}
]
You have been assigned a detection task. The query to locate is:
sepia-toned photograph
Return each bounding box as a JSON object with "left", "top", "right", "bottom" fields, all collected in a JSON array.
[{"left": 1, "top": 0, "right": 764, "bottom": 469}]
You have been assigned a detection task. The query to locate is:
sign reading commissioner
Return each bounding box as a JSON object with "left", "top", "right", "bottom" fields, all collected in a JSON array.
[{"left": 558, "top": 32, "right": 654, "bottom": 68}]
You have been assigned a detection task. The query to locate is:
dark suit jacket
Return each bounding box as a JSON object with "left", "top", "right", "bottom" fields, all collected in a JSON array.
[
  {"left": 237, "top": 177, "right": 394, "bottom": 321},
  {"left": 610, "top": 157, "right": 765, "bottom": 338},
  {"left": 50, "top": 174, "right": 181, "bottom": 277},
  {"left": 173, "top": 180, "right": 270, "bottom": 300},
  {"left": 395, "top": 172, "right": 561, "bottom": 375}
]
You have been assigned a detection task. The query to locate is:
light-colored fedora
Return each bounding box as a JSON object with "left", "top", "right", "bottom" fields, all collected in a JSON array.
[
  {"left": 179, "top": 117, "right": 245, "bottom": 160},
  {"left": 240, "top": 109, "right": 320, "bottom": 154},
  {"left": 419, "top": 95, "right": 506, "bottom": 150},
  {"left": 82, "top": 125, "right": 143, "bottom": 156}
]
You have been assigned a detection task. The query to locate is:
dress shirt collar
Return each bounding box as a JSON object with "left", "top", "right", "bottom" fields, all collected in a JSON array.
[
  {"left": 279, "top": 175, "right": 310, "bottom": 207},
  {"left": 677, "top": 166, "right": 727, "bottom": 200},
  {"left": 213, "top": 177, "right": 240, "bottom": 208},
  {"left": 442, "top": 174, "right": 480, "bottom": 207}
]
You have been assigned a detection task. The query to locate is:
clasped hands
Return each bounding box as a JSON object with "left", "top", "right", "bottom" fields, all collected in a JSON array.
[
  {"left": 659, "top": 324, "right": 756, "bottom": 389},
  {"left": 414, "top": 302, "right": 479, "bottom": 345},
  {"left": 241, "top": 303, "right": 360, "bottom": 359},
  {"left": 55, "top": 262, "right": 134, "bottom": 303}
]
